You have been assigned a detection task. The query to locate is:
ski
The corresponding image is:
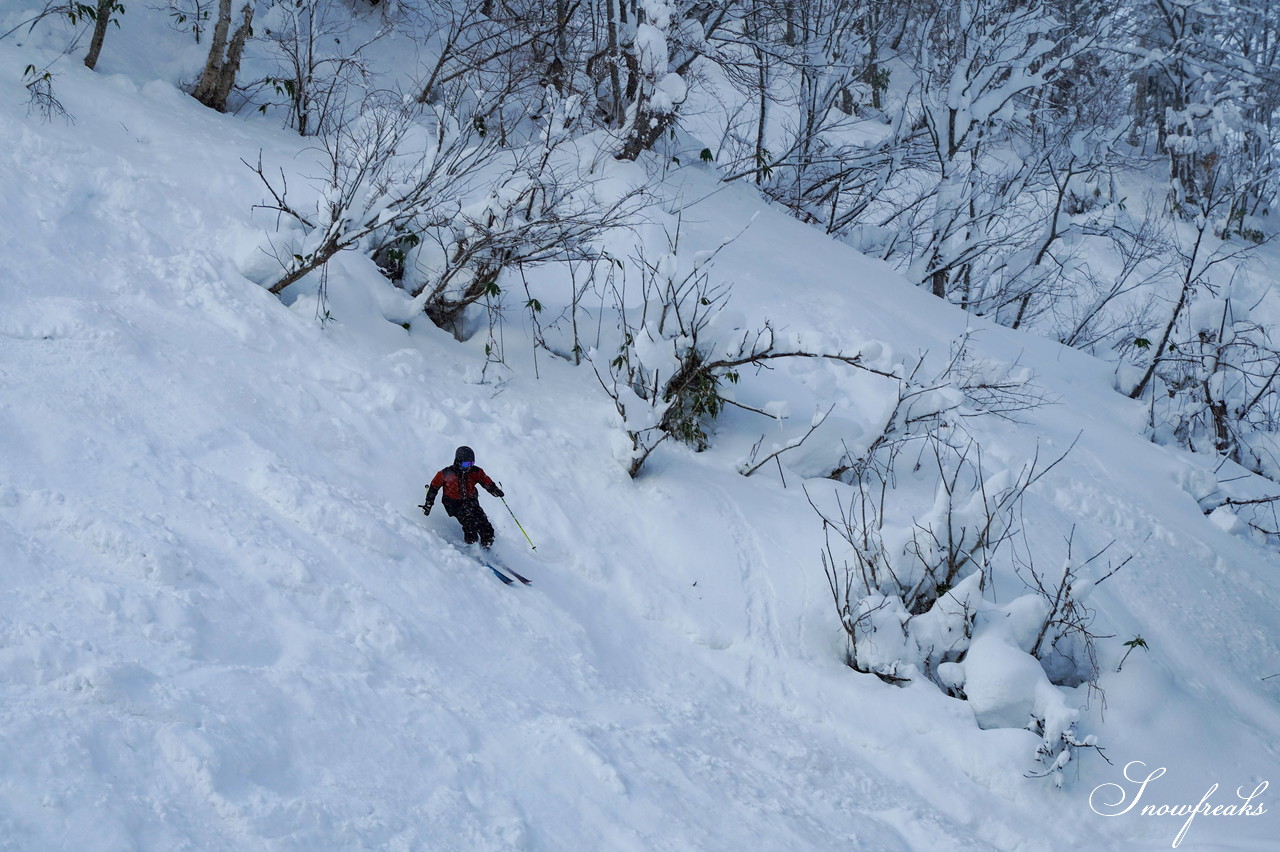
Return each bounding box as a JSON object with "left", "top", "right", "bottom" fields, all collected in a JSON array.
[
  {"left": 496, "top": 563, "right": 532, "bottom": 585},
  {"left": 439, "top": 537, "right": 528, "bottom": 586},
  {"left": 479, "top": 555, "right": 530, "bottom": 585},
  {"left": 486, "top": 564, "right": 516, "bottom": 585},
  {"left": 457, "top": 544, "right": 522, "bottom": 586}
]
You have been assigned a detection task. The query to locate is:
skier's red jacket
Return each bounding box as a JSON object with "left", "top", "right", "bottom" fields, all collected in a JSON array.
[{"left": 427, "top": 464, "right": 503, "bottom": 504}]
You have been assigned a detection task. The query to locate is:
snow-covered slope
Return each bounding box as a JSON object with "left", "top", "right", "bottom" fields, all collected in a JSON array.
[{"left": 1, "top": 32, "right": 1278, "bottom": 852}]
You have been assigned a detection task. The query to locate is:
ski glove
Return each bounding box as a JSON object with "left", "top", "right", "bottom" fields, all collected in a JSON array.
[
  {"left": 492, "top": 487, "right": 505, "bottom": 498},
  {"left": 420, "top": 500, "right": 433, "bottom": 516}
]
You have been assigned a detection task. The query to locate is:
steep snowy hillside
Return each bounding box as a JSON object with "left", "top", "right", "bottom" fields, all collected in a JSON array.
[{"left": 1, "top": 28, "right": 1278, "bottom": 852}]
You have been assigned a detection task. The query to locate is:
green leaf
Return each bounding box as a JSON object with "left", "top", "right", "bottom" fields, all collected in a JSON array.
[
  {"left": 756, "top": 148, "right": 773, "bottom": 178},
  {"left": 1134, "top": 337, "right": 1151, "bottom": 350},
  {"left": 700, "top": 148, "right": 714, "bottom": 163}
]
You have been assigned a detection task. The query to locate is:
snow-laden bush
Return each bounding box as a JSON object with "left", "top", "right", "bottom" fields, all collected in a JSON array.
[
  {"left": 590, "top": 228, "right": 899, "bottom": 477},
  {"left": 816, "top": 431, "right": 1062, "bottom": 676},
  {"left": 250, "top": 90, "right": 640, "bottom": 335},
  {"left": 1140, "top": 294, "right": 1280, "bottom": 479},
  {"left": 1116, "top": 189, "right": 1280, "bottom": 484},
  {"left": 813, "top": 361, "right": 1121, "bottom": 785}
]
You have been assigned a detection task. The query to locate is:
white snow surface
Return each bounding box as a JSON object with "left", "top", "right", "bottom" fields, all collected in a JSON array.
[{"left": 2, "top": 31, "right": 1280, "bottom": 852}]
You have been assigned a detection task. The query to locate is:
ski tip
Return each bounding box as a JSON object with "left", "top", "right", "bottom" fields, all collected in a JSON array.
[{"left": 502, "top": 567, "right": 532, "bottom": 585}]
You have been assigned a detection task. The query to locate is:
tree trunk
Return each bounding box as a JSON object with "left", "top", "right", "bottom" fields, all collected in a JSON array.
[
  {"left": 191, "top": 0, "right": 255, "bottom": 113},
  {"left": 931, "top": 266, "right": 947, "bottom": 300},
  {"left": 617, "top": 102, "right": 678, "bottom": 160},
  {"left": 606, "top": 0, "right": 624, "bottom": 125},
  {"left": 83, "top": 0, "right": 117, "bottom": 71}
]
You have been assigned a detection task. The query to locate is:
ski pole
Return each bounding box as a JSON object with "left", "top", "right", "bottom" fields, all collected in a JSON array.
[{"left": 500, "top": 495, "right": 537, "bottom": 551}]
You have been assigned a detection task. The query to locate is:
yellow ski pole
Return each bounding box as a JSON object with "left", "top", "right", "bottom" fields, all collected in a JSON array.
[{"left": 500, "top": 495, "right": 536, "bottom": 551}]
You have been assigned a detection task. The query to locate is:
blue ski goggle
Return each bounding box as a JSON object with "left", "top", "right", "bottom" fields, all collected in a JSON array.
[{"left": 460, "top": 460, "right": 474, "bottom": 468}]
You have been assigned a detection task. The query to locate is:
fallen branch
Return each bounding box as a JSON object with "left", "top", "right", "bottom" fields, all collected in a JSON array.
[{"left": 739, "top": 405, "right": 835, "bottom": 477}]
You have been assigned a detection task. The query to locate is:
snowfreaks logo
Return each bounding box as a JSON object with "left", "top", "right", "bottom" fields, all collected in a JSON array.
[{"left": 1089, "top": 761, "right": 1269, "bottom": 848}]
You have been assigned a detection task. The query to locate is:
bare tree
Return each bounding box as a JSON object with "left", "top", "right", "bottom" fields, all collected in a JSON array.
[
  {"left": 257, "top": 0, "right": 390, "bottom": 136},
  {"left": 1126, "top": 180, "right": 1263, "bottom": 402},
  {"left": 251, "top": 91, "right": 642, "bottom": 335},
  {"left": 614, "top": 1, "right": 732, "bottom": 160},
  {"left": 249, "top": 98, "right": 500, "bottom": 296}
]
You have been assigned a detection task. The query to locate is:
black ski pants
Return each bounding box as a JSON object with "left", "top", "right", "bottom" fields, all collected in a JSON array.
[{"left": 443, "top": 497, "right": 495, "bottom": 548}]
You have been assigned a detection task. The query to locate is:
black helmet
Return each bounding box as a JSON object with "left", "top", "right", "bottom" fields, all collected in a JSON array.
[{"left": 454, "top": 446, "right": 476, "bottom": 465}]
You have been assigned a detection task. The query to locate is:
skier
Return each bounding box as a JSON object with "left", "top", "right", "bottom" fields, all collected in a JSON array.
[{"left": 421, "top": 446, "right": 505, "bottom": 549}]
